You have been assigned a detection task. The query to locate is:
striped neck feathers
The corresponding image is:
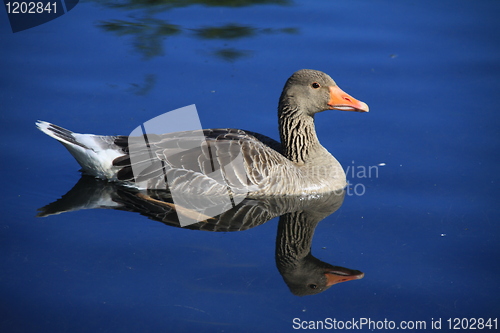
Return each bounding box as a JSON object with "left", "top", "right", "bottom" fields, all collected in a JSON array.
[{"left": 278, "top": 103, "right": 322, "bottom": 164}]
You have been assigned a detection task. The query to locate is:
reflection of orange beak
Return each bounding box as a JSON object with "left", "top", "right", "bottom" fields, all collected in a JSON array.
[
  {"left": 327, "top": 85, "right": 369, "bottom": 112},
  {"left": 325, "top": 268, "right": 364, "bottom": 286}
]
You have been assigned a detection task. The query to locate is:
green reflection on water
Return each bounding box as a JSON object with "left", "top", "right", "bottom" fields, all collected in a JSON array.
[{"left": 93, "top": 0, "right": 297, "bottom": 61}]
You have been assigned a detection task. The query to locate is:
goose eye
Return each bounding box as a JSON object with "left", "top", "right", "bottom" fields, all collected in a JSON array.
[
  {"left": 308, "top": 284, "right": 318, "bottom": 289},
  {"left": 311, "top": 82, "right": 321, "bottom": 89}
]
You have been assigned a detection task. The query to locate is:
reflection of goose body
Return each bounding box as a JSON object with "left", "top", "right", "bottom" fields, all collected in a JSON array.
[
  {"left": 37, "top": 69, "right": 368, "bottom": 196},
  {"left": 38, "top": 177, "right": 364, "bottom": 296}
]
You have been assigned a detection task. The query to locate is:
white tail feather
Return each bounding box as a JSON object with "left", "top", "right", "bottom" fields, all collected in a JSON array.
[{"left": 36, "top": 121, "right": 123, "bottom": 180}]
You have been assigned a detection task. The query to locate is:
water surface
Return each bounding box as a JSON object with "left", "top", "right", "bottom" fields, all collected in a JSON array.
[{"left": 1, "top": 0, "right": 499, "bottom": 332}]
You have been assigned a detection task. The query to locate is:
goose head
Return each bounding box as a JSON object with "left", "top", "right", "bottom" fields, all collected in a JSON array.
[{"left": 279, "top": 69, "right": 369, "bottom": 116}]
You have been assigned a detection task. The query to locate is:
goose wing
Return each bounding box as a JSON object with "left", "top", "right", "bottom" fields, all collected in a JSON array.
[{"left": 113, "top": 128, "right": 290, "bottom": 193}]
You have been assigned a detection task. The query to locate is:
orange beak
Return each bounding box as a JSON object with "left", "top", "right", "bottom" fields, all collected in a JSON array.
[
  {"left": 327, "top": 85, "right": 369, "bottom": 112},
  {"left": 324, "top": 268, "right": 364, "bottom": 286}
]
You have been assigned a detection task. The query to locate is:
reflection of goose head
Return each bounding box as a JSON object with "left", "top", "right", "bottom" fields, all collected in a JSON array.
[
  {"left": 275, "top": 193, "right": 364, "bottom": 296},
  {"left": 279, "top": 253, "right": 364, "bottom": 296},
  {"left": 38, "top": 177, "right": 363, "bottom": 296}
]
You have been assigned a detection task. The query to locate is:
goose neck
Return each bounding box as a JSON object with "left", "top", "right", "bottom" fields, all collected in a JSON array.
[{"left": 278, "top": 105, "right": 322, "bottom": 164}]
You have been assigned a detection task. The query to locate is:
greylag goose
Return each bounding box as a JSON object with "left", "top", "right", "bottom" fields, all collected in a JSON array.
[{"left": 36, "top": 69, "right": 368, "bottom": 197}]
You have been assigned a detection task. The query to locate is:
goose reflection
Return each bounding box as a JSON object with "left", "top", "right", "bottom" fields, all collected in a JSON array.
[{"left": 38, "top": 176, "right": 363, "bottom": 296}]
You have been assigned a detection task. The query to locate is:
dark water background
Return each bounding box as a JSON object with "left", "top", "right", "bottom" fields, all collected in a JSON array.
[{"left": 1, "top": 0, "right": 499, "bottom": 332}]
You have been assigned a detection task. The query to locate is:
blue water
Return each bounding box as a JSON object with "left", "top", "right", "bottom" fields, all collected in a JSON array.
[{"left": 1, "top": 0, "right": 500, "bottom": 332}]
